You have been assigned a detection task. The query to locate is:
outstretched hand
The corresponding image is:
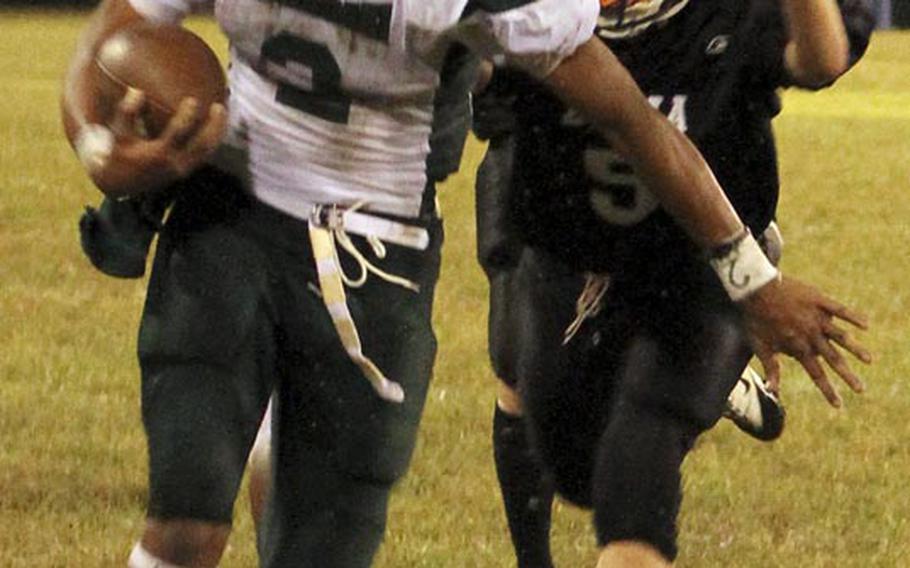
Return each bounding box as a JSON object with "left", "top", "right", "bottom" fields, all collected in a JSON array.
[
  {"left": 741, "top": 275, "right": 871, "bottom": 407},
  {"left": 84, "top": 88, "right": 227, "bottom": 198}
]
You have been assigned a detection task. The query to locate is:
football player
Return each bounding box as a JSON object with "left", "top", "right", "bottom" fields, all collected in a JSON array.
[
  {"left": 244, "top": 45, "right": 481, "bottom": 532},
  {"left": 472, "top": 0, "right": 875, "bottom": 565},
  {"left": 62, "top": 1, "right": 871, "bottom": 567}
]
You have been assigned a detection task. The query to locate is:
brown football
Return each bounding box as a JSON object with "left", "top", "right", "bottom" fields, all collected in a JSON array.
[{"left": 92, "top": 23, "right": 227, "bottom": 137}]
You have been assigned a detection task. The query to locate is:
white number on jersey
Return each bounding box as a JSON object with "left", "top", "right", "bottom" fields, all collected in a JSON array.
[{"left": 585, "top": 94, "right": 688, "bottom": 226}]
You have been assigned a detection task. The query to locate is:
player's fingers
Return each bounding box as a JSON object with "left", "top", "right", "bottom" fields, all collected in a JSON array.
[
  {"left": 172, "top": 104, "right": 227, "bottom": 177},
  {"left": 812, "top": 335, "right": 865, "bottom": 394},
  {"left": 822, "top": 320, "right": 872, "bottom": 364},
  {"left": 765, "top": 358, "right": 781, "bottom": 395},
  {"left": 160, "top": 97, "right": 203, "bottom": 148},
  {"left": 755, "top": 346, "right": 781, "bottom": 394},
  {"left": 820, "top": 297, "right": 869, "bottom": 330},
  {"left": 110, "top": 87, "right": 146, "bottom": 136},
  {"left": 800, "top": 355, "right": 842, "bottom": 408},
  {"left": 184, "top": 103, "right": 227, "bottom": 158}
]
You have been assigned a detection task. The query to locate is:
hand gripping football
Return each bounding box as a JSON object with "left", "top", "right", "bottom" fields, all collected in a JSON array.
[{"left": 92, "top": 22, "right": 227, "bottom": 137}]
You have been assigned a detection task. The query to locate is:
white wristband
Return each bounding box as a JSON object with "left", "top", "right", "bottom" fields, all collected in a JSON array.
[
  {"left": 74, "top": 123, "right": 115, "bottom": 174},
  {"left": 709, "top": 229, "right": 780, "bottom": 302}
]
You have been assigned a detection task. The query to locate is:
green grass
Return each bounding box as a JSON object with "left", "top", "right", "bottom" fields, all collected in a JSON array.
[{"left": 1, "top": 11, "right": 909, "bottom": 567}]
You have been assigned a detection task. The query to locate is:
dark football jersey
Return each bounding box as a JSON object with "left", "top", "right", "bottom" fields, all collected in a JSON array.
[
  {"left": 427, "top": 46, "right": 480, "bottom": 183},
  {"left": 490, "top": 0, "right": 873, "bottom": 273}
]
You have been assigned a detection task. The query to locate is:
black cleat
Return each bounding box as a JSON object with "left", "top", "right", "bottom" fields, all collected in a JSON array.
[{"left": 723, "top": 366, "right": 786, "bottom": 442}]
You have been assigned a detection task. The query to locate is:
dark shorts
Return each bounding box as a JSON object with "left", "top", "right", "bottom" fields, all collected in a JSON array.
[{"left": 138, "top": 168, "right": 443, "bottom": 531}]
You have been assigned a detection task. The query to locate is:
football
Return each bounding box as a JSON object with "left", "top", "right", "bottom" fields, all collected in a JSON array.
[{"left": 92, "top": 22, "right": 227, "bottom": 137}]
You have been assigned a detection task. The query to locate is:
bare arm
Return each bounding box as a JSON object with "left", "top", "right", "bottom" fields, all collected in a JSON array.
[
  {"left": 544, "top": 38, "right": 744, "bottom": 249},
  {"left": 782, "top": 0, "right": 850, "bottom": 87},
  {"left": 61, "top": 0, "right": 226, "bottom": 198}
]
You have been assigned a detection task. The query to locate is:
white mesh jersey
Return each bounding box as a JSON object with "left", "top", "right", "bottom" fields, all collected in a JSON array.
[{"left": 128, "top": 0, "right": 598, "bottom": 218}]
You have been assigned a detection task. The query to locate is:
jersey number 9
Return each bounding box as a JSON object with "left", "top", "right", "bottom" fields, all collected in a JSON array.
[{"left": 585, "top": 146, "right": 659, "bottom": 226}]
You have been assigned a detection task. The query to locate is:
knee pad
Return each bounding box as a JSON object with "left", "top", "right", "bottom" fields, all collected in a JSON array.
[
  {"left": 146, "top": 428, "right": 249, "bottom": 523},
  {"left": 592, "top": 401, "right": 700, "bottom": 562},
  {"left": 143, "top": 363, "right": 270, "bottom": 523},
  {"left": 261, "top": 459, "right": 393, "bottom": 568},
  {"left": 521, "top": 359, "right": 601, "bottom": 509},
  {"left": 622, "top": 326, "right": 749, "bottom": 434}
]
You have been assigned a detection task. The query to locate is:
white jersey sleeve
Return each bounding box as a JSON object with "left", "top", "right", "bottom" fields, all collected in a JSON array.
[
  {"left": 453, "top": 0, "right": 599, "bottom": 78},
  {"left": 128, "top": 0, "right": 213, "bottom": 24},
  {"left": 118, "top": 0, "right": 593, "bottom": 222}
]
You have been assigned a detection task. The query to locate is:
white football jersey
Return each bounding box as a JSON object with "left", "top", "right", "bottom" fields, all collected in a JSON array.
[{"left": 128, "top": 0, "right": 598, "bottom": 218}]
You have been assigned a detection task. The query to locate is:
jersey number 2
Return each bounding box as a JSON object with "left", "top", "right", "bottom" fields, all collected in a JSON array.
[{"left": 260, "top": 1, "right": 393, "bottom": 124}]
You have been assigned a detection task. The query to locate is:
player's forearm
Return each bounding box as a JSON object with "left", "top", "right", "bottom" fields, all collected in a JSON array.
[
  {"left": 544, "top": 38, "right": 744, "bottom": 250},
  {"left": 61, "top": 0, "right": 146, "bottom": 143},
  {"left": 620, "top": 116, "right": 743, "bottom": 248},
  {"left": 782, "top": 0, "right": 850, "bottom": 87}
]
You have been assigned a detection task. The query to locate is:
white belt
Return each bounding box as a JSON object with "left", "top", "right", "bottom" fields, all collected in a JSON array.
[
  {"left": 328, "top": 208, "right": 429, "bottom": 251},
  {"left": 270, "top": 195, "right": 430, "bottom": 251}
]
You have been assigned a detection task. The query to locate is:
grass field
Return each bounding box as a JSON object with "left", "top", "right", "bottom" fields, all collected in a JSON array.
[{"left": 1, "top": 10, "right": 909, "bottom": 567}]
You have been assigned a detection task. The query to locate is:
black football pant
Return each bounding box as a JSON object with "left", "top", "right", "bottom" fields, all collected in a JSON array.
[{"left": 517, "top": 247, "right": 752, "bottom": 561}]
